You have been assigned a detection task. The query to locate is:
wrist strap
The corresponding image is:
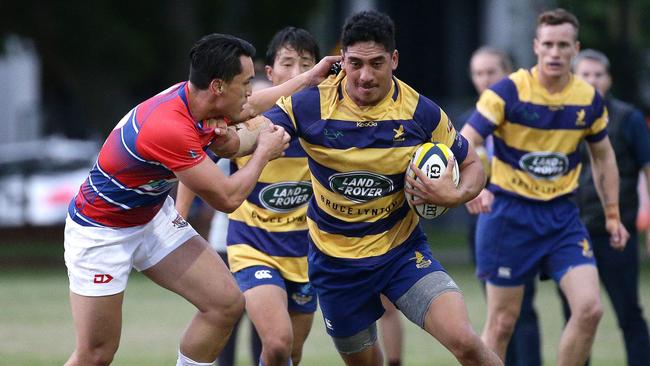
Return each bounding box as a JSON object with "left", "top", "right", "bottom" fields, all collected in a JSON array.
[{"left": 605, "top": 203, "right": 620, "bottom": 222}]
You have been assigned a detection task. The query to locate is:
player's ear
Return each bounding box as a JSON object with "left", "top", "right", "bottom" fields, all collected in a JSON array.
[
  {"left": 210, "top": 79, "right": 225, "bottom": 95},
  {"left": 392, "top": 49, "right": 399, "bottom": 70},
  {"left": 265, "top": 65, "right": 273, "bottom": 82}
]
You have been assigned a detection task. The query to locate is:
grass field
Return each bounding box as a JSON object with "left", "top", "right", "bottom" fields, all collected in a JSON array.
[{"left": 2, "top": 259, "right": 650, "bottom": 365}]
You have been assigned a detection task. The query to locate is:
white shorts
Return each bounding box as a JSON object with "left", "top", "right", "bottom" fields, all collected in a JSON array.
[{"left": 64, "top": 196, "right": 198, "bottom": 296}]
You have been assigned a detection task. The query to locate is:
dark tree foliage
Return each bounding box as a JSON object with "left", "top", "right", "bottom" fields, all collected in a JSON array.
[
  {"left": 0, "top": 0, "right": 318, "bottom": 138},
  {"left": 558, "top": 0, "right": 650, "bottom": 112}
]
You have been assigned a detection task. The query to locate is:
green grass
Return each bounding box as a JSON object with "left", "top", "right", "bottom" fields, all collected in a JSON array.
[{"left": 2, "top": 263, "right": 649, "bottom": 365}]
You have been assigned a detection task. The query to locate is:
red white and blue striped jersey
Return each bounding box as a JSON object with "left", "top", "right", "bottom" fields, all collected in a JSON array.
[{"left": 69, "top": 82, "right": 216, "bottom": 228}]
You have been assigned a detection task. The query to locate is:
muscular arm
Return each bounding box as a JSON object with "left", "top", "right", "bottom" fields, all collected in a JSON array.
[
  {"left": 406, "top": 142, "right": 486, "bottom": 208},
  {"left": 209, "top": 116, "right": 271, "bottom": 158},
  {"left": 211, "top": 57, "right": 340, "bottom": 157},
  {"left": 238, "top": 55, "right": 341, "bottom": 120},
  {"left": 177, "top": 125, "right": 289, "bottom": 213},
  {"left": 587, "top": 136, "right": 630, "bottom": 249},
  {"left": 175, "top": 152, "right": 267, "bottom": 213}
]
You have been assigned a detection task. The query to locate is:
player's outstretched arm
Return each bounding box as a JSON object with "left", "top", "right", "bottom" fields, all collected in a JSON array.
[
  {"left": 460, "top": 124, "right": 494, "bottom": 214},
  {"left": 240, "top": 55, "right": 341, "bottom": 119},
  {"left": 176, "top": 125, "right": 289, "bottom": 213},
  {"left": 587, "top": 136, "right": 630, "bottom": 250}
]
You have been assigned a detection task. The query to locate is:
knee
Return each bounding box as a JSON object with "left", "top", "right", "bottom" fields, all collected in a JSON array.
[
  {"left": 263, "top": 333, "right": 293, "bottom": 362},
  {"left": 73, "top": 345, "right": 117, "bottom": 366},
  {"left": 445, "top": 326, "right": 484, "bottom": 362},
  {"left": 221, "top": 291, "right": 246, "bottom": 324},
  {"left": 572, "top": 300, "right": 603, "bottom": 329},
  {"left": 203, "top": 289, "right": 245, "bottom": 327},
  {"left": 489, "top": 311, "right": 519, "bottom": 339}
]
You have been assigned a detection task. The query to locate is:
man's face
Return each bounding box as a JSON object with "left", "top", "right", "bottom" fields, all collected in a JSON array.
[
  {"left": 574, "top": 58, "right": 611, "bottom": 96},
  {"left": 342, "top": 41, "right": 398, "bottom": 106},
  {"left": 266, "top": 46, "right": 316, "bottom": 86},
  {"left": 533, "top": 23, "right": 579, "bottom": 80},
  {"left": 218, "top": 55, "right": 254, "bottom": 122},
  {"left": 470, "top": 53, "right": 508, "bottom": 94}
]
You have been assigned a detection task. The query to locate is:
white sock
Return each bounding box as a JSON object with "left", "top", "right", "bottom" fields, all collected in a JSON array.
[{"left": 176, "top": 350, "right": 216, "bottom": 366}]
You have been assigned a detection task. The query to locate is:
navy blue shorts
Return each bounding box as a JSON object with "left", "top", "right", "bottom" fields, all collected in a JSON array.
[
  {"left": 308, "top": 231, "right": 446, "bottom": 337},
  {"left": 476, "top": 194, "right": 596, "bottom": 286},
  {"left": 234, "top": 265, "right": 317, "bottom": 313}
]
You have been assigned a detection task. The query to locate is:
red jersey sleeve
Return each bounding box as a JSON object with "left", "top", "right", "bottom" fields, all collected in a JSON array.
[{"left": 136, "top": 114, "right": 210, "bottom": 172}]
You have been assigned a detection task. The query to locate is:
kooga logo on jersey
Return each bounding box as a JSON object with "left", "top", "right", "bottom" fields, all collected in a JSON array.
[
  {"left": 519, "top": 152, "right": 569, "bottom": 179},
  {"left": 259, "top": 181, "right": 313, "bottom": 212},
  {"left": 329, "top": 171, "right": 394, "bottom": 202}
]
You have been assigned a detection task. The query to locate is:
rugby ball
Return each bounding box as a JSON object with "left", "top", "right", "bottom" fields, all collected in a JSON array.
[{"left": 405, "top": 142, "right": 460, "bottom": 219}]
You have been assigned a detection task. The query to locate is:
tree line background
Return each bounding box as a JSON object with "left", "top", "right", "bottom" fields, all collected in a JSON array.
[{"left": 0, "top": 0, "right": 648, "bottom": 141}]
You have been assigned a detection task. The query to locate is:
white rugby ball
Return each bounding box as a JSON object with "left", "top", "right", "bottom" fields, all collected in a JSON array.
[{"left": 405, "top": 142, "right": 460, "bottom": 219}]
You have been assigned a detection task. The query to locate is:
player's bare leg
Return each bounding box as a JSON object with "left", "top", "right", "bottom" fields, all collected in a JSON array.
[
  {"left": 340, "top": 343, "right": 383, "bottom": 366},
  {"left": 481, "top": 284, "right": 524, "bottom": 360},
  {"left": 65, "top": 292, "right": 123, "bottom": 366},
  {"left": 245, "top": 284, "right": 294, "bottom": 366},
  {"left": 379, "top": 295, "right": 403, "bottom": 366},
  {"left": 289, "top": 311, "right": 314, "bottom": 365},
  {"left": 557, "top": 265, "right": 603, "bottom": 366},
  {"left": 144, "top": 235, "right": 245, "bottom": 363},
  {"left": 425, "top": 291, "right": 503, "bottom": 365}
]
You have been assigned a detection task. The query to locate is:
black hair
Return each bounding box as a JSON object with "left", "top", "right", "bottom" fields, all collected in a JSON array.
[
  {"left": 189, "top": 33, "right": 256, "bottom": 89},
  {"left": 341, "top": 10, "right": 395, "bottom": 53},
  {"left": 265, "top": 26, "right": 320, "bottom": 66}
]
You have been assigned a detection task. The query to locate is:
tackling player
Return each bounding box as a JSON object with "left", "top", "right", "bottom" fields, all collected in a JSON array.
[{"left": 63, "top": 33, "right": 336, "bottom": 366}]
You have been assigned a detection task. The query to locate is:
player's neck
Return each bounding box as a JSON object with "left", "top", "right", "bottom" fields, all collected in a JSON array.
[
  {"left": 535, "top": 68, "right": 571, "bottom": 94},
  {"left": 187, "top": 82, "right": 216, "bottom": 121}
]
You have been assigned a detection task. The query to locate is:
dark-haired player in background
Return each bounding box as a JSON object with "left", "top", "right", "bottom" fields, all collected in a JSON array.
[{"left": 177, "top": 26, "right": 325, "bottom": 366}]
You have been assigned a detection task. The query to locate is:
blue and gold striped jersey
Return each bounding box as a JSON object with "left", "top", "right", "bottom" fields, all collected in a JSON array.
[
  {"left": 468, "top": 67, "right": 608, "bottom": 201},
  {"left": 264, "top": 72, "right": 469, "bottom": 261},
  {"left": 226, "top": 138, "right": 311, "bottom": 282}
]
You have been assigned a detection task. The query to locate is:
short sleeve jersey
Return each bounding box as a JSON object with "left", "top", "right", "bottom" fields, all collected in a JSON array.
[
  {"left": 69, "top": 82, "right": 217, "bottom": 227},
  {"left": 467, "top": 67, "right": 608, "bottom": 201},
  {"left": 263, "top": 72, "right": 469, "bottom": 261}
]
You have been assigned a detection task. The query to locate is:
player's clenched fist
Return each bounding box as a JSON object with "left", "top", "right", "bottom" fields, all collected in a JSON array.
[{"left": 256, "top": 124, "right": 290, "bottom": 161}]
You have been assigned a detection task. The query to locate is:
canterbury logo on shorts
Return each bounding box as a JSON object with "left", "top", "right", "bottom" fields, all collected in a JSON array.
[{"left": 254, "top": 270, "right": 273, "bottom": 279}]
